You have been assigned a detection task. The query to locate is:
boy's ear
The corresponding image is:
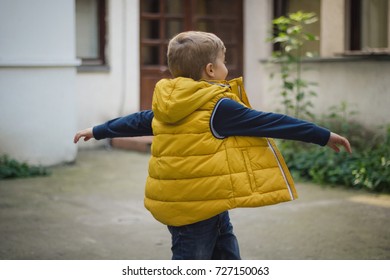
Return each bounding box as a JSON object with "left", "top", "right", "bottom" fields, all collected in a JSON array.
[{"left": 204, "top": 63, "right": 214, "bottom": 78}]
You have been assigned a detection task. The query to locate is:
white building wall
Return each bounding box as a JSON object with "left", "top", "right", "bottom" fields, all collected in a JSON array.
[
  {"left": 0, "top": 0, "right": 78, "bottom": 165},
  {"left": 261, "top": 59, "right": 390, "bottom": 130},
  {"left": 243, "top": 0, "right": 273, "bottom": 110},
  {"left": 310, "top": 60, "right": 390, "bottom": 129}
]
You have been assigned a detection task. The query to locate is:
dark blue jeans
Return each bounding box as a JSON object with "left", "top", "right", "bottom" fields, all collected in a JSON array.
[{"left": 167, "top": 211, "right": 241, "bottom": 260}]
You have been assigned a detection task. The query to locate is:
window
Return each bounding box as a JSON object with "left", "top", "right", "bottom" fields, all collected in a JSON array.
[
  {"left": 273, "top": 0, "right": 321, "bottom": 55},
  {"left": 349, "top": 0, "right": 389, "bottom": 54},
  {"left": 75, "top": 0, "right": 107, "bottom": 67}
]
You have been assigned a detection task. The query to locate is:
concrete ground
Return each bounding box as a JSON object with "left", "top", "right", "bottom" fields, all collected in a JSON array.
[{"left": 0, "top": 148, "right": 389, "bottom": 260}]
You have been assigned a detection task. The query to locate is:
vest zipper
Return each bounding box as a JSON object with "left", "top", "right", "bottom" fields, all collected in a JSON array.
[
  {"left": 237, "top": 85, "right": 242, "bottom": 100},
  {"left": 266, "top": 139, "right": 295, "bottom": 201}
]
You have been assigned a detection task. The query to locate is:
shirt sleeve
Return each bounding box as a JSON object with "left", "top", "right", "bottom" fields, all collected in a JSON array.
[
  {"left": 211, "top": 98, "right": 330, "bottom": 146},
  {"left": 92, "top": 110, "right": 154, "bottom": 140}
]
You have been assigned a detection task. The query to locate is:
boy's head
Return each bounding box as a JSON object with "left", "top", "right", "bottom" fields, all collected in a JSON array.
[{"left": 167, "top": 31, "right": 227, "bottom": 81}]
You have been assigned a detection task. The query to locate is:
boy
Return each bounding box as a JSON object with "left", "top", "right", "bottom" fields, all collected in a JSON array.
[{"left": 74, "top": 31, "right": 351, "bottom": 260}]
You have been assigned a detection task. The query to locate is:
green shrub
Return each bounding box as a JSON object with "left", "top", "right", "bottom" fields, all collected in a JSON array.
[
  {"left": 279, "top": 126, "right": 390, "bottom": 193},
  {"left": 0, "top": 155, "right": 50, "bottom": 179}
]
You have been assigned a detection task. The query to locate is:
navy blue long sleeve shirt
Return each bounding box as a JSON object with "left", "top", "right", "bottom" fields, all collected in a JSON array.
[{"left": 93, "top": 98, "right": 330, "bottom": 146}]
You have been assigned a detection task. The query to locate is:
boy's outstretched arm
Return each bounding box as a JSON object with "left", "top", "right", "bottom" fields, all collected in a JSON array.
[
  {"left": 212, "top": 98, "right": 353, "bottom": 153},
  {"left": 73, "top": 110, "right": 153, "bottom": 144},
  {"left": 74, "top": 128, "right": 93, "bottom": 143},
  {"left": 326, "top": 132, "right": 352, "bottom": 153}
]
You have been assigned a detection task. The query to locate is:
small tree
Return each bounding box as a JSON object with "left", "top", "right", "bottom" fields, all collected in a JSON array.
[{"left": 269, "top": 11, "right": 319, "bottom": 119}]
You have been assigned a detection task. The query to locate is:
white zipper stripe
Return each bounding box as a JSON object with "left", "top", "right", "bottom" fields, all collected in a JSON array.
[{"left": 266, "top": 139, "right": 295, "bottom": 200}]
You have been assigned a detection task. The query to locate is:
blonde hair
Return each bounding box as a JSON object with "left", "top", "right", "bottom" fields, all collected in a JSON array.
[{"left": 167, "top": 31, "right": 226, "bottom": 80}]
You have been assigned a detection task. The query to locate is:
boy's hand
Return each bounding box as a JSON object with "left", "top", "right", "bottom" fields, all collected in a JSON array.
[
  {"left": 326, "top": 132, "right": 352, "bottom": 153},
  {"left": 73, "top": 127, "right": 94, "bottom": 143}
]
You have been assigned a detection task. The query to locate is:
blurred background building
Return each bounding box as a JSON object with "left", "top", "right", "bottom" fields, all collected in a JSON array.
[{"left": 1, "top": 0, "right": 389, "bottom": 166}]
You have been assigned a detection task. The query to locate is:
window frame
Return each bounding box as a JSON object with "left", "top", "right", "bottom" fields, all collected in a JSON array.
[
  {"left": 76, "top": 0, "right": 108, "bottom": 71},
  {"left": 347, "top": 0, "right": 390, "bottom": 55},
  {"left": 272, "top": 0, "right": 288, "bottom": 52},
  {"left": 273, "top": 0, "right": 390, "bottom": 57}
]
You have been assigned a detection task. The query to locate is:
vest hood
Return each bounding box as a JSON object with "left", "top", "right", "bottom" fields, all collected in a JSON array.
[{"left": 152, "top": 77, "right": 227, "bottom": 123}]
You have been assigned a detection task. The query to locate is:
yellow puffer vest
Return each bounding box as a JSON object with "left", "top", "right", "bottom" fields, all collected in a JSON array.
[{"left": 145, "top": 77, "right": 297, "bottom": 226}]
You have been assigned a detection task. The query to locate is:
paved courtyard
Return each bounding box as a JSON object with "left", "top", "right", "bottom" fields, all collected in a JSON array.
[{"left": 0, "top": 148, "right": 389, "bottom": 260}]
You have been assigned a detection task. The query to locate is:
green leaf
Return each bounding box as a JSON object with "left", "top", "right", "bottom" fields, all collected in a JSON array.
[
  {"left": 287, "top": 26, "right": 302, "bottom": 35},
  {"left": 285, "top": 45, "right": 293, "bottom": 53},
  {"left": 273, "top": 36, "right": 289, "bottom": 43},
  {"left": 304, "top": 33, "right": 318, "bottom": 41},
  {"left": 273, "top": 16, "right": 290, "bottom": 25},
  {"left": 284, "top": 81, "right": 294, "bottom": 90},
  {"left": 303, "top": 17, "right": 318, "bottom": 25}
]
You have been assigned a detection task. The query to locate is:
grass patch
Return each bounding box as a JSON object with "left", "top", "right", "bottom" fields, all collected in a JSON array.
[{"left": 0, "top": 155, "right": 50, "bottom": 179}]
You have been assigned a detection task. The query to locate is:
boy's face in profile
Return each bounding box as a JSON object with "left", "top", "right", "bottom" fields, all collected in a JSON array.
[
  {"left": 202, "top": 50, "right": 228, "bottom": 81},
  {"left": 212, "top": 50, "right": 228, "bottom": 81}
]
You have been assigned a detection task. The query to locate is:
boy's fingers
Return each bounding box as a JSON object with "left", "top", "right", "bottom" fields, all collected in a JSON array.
[
  {"left": 340, "top": 137, "right": 352, "bottom": 153},
  {"left": 345, "top": 141, "right": 352, "bottom": 153},
  {"left": 74, "top": 133, "right": 85, "bottom": 144},
  {"left": 332, "top": 144, "right": 340, "bottom": 153},
  {"left": 327, "top": 133, "right": 352, "bottom": 153}
]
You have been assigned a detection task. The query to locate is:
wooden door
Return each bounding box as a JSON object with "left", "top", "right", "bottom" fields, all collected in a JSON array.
[{"left": 140, "top": 0, "right": 243, "bottom": 110}]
